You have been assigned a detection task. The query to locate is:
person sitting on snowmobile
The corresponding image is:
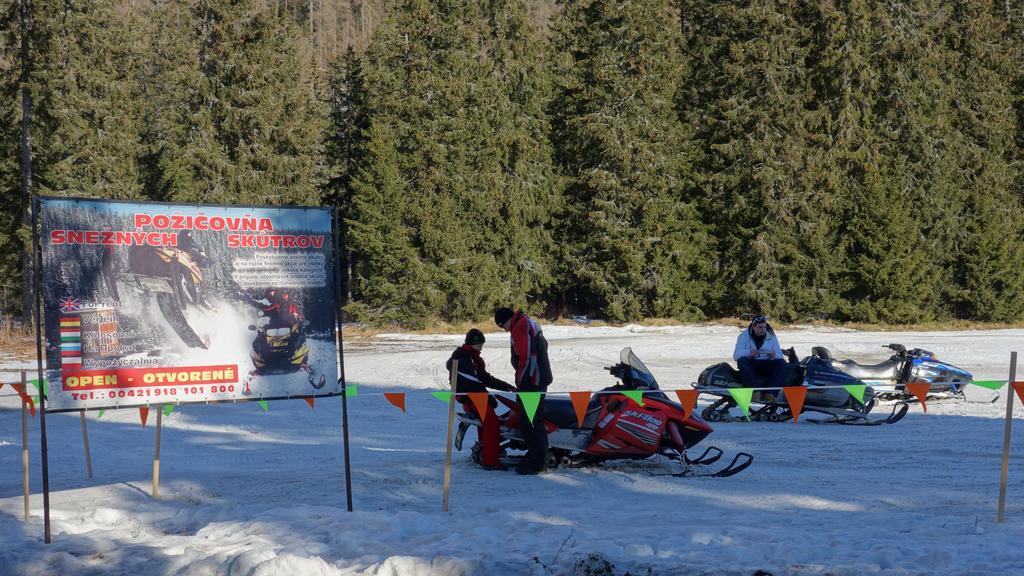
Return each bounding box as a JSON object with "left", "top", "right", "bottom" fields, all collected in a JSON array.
[
  {"left": 733, "top": 315, "right": 787, "bottom": 393},
  {"left": 258, "top": 289, "right": 303, "bottom": 329},
  {"left": 447, "top": 328, "right": 517, "bottom": 471}
]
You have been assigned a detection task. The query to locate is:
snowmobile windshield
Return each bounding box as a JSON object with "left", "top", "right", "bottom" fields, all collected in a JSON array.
[{"left": 619, "top": 347, "right": 659, "bottom": 389}]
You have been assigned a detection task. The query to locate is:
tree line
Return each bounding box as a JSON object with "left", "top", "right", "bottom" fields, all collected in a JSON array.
[{"left": 1, "top": 0, "right": 1022, "bottom": 326}]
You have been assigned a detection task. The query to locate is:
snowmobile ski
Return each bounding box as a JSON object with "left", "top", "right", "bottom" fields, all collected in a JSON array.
[
  {"left": 803, "top": 401, "right": 909, "bottom": 426},
  {"left": 650, "top": 450, "right": 754, "bottom": 478}
]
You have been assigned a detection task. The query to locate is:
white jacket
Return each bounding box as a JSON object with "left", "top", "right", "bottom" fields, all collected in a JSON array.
[{"left": 733, "top": 327, "right": 783, "bottom": 362}]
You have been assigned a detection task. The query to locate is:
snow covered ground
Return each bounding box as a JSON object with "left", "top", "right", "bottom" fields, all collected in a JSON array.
[{"left": 2, "top": 324, "right": 1024, "bottom": 575}]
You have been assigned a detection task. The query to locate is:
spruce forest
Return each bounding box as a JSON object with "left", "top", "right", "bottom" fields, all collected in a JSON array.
[{"left": 2, "top": 0, "right": 1023, "bottom": 326}]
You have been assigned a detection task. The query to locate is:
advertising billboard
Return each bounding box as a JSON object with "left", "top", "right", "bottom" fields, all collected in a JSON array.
[{"left": 39, "top": 197, "right": 340, "bottom": 412}]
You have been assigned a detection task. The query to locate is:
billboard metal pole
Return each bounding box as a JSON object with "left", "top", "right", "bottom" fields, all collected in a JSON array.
[
  {"left": 332, "top": 207, "right": 353, "bottom": 512},
  {"left": 31, "top": 195, "right": 51, "bottom": 543}
]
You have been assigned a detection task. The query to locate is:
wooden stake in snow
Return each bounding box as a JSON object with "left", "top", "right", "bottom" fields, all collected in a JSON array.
[
  {"left": 80, "top": 410, "right": 92, "bottom": 479},
  {"left": 153, "top": 406, "right": 163, "bottom": 499},
  {"left": 442, "top": 359, "right": 458, "bottom": 512},
  {"left": 21, "top": 370, "right": 29, "bottom": 522},
  {"left": 996, "top": 351, "right": 1017, "bottom": 523}
]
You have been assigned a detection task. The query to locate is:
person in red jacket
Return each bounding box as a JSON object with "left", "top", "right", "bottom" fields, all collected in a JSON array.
[
  {"left": 494, "top": 307, "right": 553, "bottom": 475},
  {"left": 446, "top": 328, "right": 516, "bottom": 470}
]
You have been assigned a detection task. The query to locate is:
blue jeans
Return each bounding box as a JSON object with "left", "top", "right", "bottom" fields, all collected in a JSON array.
[{"left": 737, "top": 357, "right": 788, "bottom": 391}]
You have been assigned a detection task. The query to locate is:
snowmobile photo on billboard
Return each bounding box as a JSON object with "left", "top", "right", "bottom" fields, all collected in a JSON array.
[
  {"left": 101, "top": 243, "right": 211, "bottom": 349},
  {"left": 454, "top": 347, "right": 753, "bottom": 478},
  {"left": 695, "top": 349, "right": 909, "bottom": 425},
  {"left": 243, "top": 320, "right": 326, "bottom": 394},
  {"left": 810, "top": 344, "right": 977, "bottom": 402}
]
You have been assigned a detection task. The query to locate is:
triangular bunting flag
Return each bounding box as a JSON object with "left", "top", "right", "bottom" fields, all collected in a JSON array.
[
  {"left": 622, "top": 390, "right": 645, "bottom": 406},
  {"left": 729, "top": 388, "right": 753, "bottom": 418},
  {"left": 906, "top": 383, "right": 931, "bottom": 413},
  {"left": 1013, "top": 381, "right": 1024, "bottom": 407},
  {"left": 843, "top": 384, "right": 866, "bottom": 404},
  {"left": 674, "top": 390, "right": 698, "bottom": 421},
  {"left": 162, "top": 404, "right": 175, "bottom": 417},
  {"left": 303, "top": 397, "right": 315, "bottom": 410},
  {"left": 519, "top": 392, "right": 542, "bottom": 424},
  {"left": 11, "top": 384, "right": 35, "bottom": 416},
  {"left": 971, "top": 380, "right": 1006, "bottom": 391},
  {"left": 431, "top": 391, "right": 453, "bottom": 404},
  {"left": 97, "top": 410, "right": 105, "bottom": 419},
  {"left": 257, "top": 399, "right": 269, "bottom": 412},
  {"left": 384, "top": 393, "right": 406, "bottom": 413},
  {"left": 139, "top": 407, "right": 149, "bottom": 428},
  {"left": 345, "top": 384, "right": 358, "bottom": 397},
  {"left": 468, "top": 392, "right": 490, "bottom": 421},
  {"left": 569, "top": 391, "right": 592, "bottom": 428},
  {"left": 782, "top": 386, "right": 807, "bottom": 423}
]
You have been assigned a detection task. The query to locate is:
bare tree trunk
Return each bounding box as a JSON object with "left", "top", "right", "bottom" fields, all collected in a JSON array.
[{"left": 20, "top": 0, "right": 35, "bottom": 323}]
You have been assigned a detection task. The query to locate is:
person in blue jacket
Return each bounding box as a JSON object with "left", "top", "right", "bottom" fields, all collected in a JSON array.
[{"left": 733, "top": 315, "right": 787, "bottom": 392}]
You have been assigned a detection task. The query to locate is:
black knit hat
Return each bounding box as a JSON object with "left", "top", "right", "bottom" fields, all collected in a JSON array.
[
  {"left": 494, "top": 307, "right": 515, "bottom": 327},
  {"left": 465, "top": 328, "right": 486, "bottom": 345}
]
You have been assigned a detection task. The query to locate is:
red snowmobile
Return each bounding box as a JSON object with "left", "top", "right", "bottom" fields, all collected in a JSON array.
[{"left": 454, "top": 347, "right": 752, "bottom": 477}]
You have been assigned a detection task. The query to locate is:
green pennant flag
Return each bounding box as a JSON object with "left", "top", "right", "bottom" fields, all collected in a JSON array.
[
  {"left": 345, "top": 384, "right": 358, "bottom": 397},
  {"left": 729, "top": 388, "right": 753, "bottom": 418},
  {"left": 844, "top": 384, "right": 866, "bottom": 404},
  {"left": 97, "top": 409, "right": 105, "bottom": 419},
  {"left": 971, "top": 380, "right": 1006, "bottom": 391},
  {"left": 431, "top": 391, "right": 453, "bottom": 403},
  {"left": 257, "top": 399, "right": 269, "bottom": 412},
  {"left": 621, "top": 390, "right": 645, "bottom": 406},
  {"left": 162, "top": 404, "right": 175, "bottom": 416},
  {"left": 519, "top": 392, "right": 542, "bottom": 424}
]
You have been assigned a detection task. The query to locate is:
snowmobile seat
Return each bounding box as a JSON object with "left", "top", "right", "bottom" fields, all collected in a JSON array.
[
  {"left": 831, "top": 358, "right": 899, "bottom": 380},
  {"left": 544, "top": 396, "right": 598, "bottom": 428}
]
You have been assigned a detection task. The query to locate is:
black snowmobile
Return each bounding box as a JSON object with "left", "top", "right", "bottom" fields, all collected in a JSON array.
[
  {"left": 811, "top": 344, "right": 976, "bottom": 401},
  {"left": 694, "top": 348, "right": 909, "bottom": 425},
  {"left": 102, "top": 241, "right": 211, "bottom": 349},
  {"left": 244, "top": 319, "right": 326, "bottom": 394}
]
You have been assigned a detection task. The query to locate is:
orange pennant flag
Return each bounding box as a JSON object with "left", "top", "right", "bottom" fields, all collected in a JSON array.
[
  {"left": 139, "top": 407, "right": 149, "bottom": 428},
  {"left": 1012, "top": 381, "right": 1024, "bottom": 407},
  {"left": 304, "top": 397, "right": 315, "bottom": 410},
  {"left": 384, "top": 393, "right": 406, "bottom": 413},
  {"left": 569, "top": 391, "right": 592, "bottom": 428},
  {"left": 468, "top": 392, "right": 490, "bottom": 421},
  {"left": 674, "top": 390, "right": 699, "bottom": 421},
  {"left": 11, "top": 384, "right": 36, "bottom": 416},
  {"left": 782, "top": 387, "right": 807, "bottom": 423},
  {"left": 906, "top": 382, "right": 931, "bottom": 413}
]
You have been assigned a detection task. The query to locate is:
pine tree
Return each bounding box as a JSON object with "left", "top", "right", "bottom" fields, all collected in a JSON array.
[
  {"left": 477, "top": 0, "right": 560, "bottom": 312},
  {"left": 151, "top": 0, "right": 326, "bottom": 207},
  {"left": 550, "top": 0, "right": 710, "bottom": 322},
  {"left": 28, "top": 0, "right": 146, "bottom": 200},
  {"left": 0, "top": 0, "right": 25, "bottom": 313},
  {"left": 811, "top": 0, "right": 939, "bottom": 323},
  {"left": 325, "top": 47, "right": 369, "bottom": 304},
  {"left": 679, "top": 0, "right": 840, "bottom": 321},
  {"left": 348, "top": 0, "right": 558, "bottom": 324},
  {"left": 945, "top": 0, "right": 1024, "bottom": 320}
]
